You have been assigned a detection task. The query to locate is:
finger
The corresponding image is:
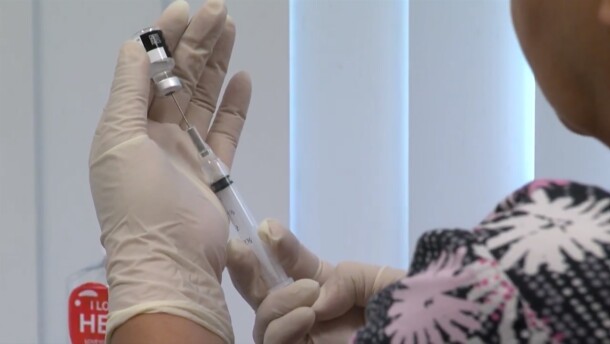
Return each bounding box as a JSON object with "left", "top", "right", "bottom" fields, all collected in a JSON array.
[
  {"left": 148, "top": 0, "right": 227, "bottom": 125},
  {"left": 174, "top": 0, "right": 226, "bottom": 94},
  {"left": 254, "top": 279, "right": 319, "bottom": 344},
  {"left": 91, "top": 41, "right": 149, "bottom": 161},
  {"left": 226, "top": 238, "right": 267, "bottom": 309},
  {"left": 146, "top": 0, "right": 191, "bottom": 106},
  {"left": 310, "top": 265, "right": 357, "bottom": 321},
  {"left": 155, "top": 0, "right": 190, "bottom": 52},
  {"left": 311, "top": 262, "right": 382, "bottom": 321},
  {"left": 184, "top": 17, "right": 237, "bottom": 135},
  {"left": 206, "top": 71, "right": 251, "bottom": 168},
  {"left": 312, "top": 263, "right": 403, "bottom": 322},
  {"left": 263, "top": 307, "right": 315, "bottom": 344},
  {"left": 259, "top": 219, "right": 334, "bottom": 283}
]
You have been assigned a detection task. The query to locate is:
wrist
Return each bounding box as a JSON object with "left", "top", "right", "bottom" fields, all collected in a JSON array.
[
  {"left": 104, "top": 245, "right": 232, "bottom": 342},
  {"left": 373, "top": 266, "right": 407, "bottom": 294}
]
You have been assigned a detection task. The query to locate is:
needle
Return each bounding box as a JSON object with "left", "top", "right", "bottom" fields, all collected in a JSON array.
[{"left": 171, "top": 93, "right": 190, "bottom": 128}]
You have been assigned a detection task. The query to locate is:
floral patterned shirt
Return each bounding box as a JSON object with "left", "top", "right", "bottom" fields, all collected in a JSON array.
[{"left": 352, "top": 180, "right": 610, "bottom": 343}]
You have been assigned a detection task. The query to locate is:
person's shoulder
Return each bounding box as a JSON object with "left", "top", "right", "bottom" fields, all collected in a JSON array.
[
  {"left": 481, "top": 179, "right": 610, "bottom": 221},
  {"left": 476, "top": 178, "right": 610, "bottom": 234},
  {"left": 475, "top": 178, "right": 610, "bottom": 274},
  {"left": 408, "top": 178, "right": 610, "bottom": 274}
]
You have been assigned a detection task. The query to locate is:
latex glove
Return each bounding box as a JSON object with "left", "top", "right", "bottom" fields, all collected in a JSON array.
[
  {"left": 226, "top": 220, "right": 406, "bottom": 344},
  {"left": 311, "top": 262, "right": 406, "bottom": 324},
  {"left": 89, "top": 0, "right": 251, "bottom": 342}
]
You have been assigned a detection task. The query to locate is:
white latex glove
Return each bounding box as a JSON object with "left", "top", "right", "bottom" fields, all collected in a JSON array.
[
  {"left": 226, "top": 220, "right": 406, "bottom": 344},
  {"left": 89, "top": 0, "right": 251, "bottom": 342}
]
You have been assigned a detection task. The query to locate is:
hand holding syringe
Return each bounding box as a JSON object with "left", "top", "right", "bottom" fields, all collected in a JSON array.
[
  {"left": 176, "top": 100, "right": 293, "bottom": 290},
  {"left": 134, "top": 27, "right": 293, "bottom": 291}
]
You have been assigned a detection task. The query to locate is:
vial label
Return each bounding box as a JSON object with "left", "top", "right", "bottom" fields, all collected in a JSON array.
[
  {"left": 137, "top": 29, "right": 172, "bottom": 57},
  {"left": 68, "top": 282, "right": 108, "bottom": 344}
]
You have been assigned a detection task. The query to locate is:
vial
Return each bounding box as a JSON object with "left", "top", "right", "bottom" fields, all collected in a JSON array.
[{"left": 133, "top": 27, "right": 182, "bottom": 96}]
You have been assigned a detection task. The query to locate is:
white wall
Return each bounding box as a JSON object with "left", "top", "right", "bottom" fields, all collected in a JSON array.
[
  {"left": 535, "top": 86, "right": 610, "bottom": 186},
  {"left": 409, "top": 0, "right": 534, "bottom": 253},
  {"left": 0, "top": 1, "right": 38, "bottom": 342},
  {"left": 291, "top": 0, "right": 409, "bottom": 267}
]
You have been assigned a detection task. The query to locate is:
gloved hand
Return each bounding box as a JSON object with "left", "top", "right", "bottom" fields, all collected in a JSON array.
[
  {"left": 89, "top": 0, "right": 251, "bottom": 342},
  {"left": 226, "top": 220, "right": 406, "bottom": 344}
]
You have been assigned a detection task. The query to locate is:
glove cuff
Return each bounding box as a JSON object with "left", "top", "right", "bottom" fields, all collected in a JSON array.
[
  {"left": 105, "top": 300, "right": 234, "bottom": 344},
  {"left": 373, "top": 266, "right": 407, "bottom": 293}
]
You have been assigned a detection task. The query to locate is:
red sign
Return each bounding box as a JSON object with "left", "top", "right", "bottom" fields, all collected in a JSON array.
[{"left": 68, "top": 282, "right": 108, "bottom": 344}]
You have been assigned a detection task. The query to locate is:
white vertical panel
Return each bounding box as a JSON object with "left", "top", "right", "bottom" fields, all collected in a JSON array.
[
  {"left": 409, "top": 0, "right": 534, "bottom": 253},
  {"left": 37, "top": 2, "right": 168, "bottom": 342},
  {"left": 0, "top": 1, "right": 38, "bottom": 342},
  {"left": 535, "top": 87, "right": 610, "bottom": 187},
  {"left": 291, "top": 0, "right": 408, "bottom": 266}
]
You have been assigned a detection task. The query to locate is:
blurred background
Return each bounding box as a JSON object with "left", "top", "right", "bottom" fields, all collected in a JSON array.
[{"left": 2, "top": 0, "right": 610, "bottom": 343}]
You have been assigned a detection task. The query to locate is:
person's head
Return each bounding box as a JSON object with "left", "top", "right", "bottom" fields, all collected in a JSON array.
[{"left": 512, "top": 0, "right": 610, "bottom": 146}]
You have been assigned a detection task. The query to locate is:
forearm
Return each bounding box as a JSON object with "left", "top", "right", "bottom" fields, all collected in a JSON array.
[{"left": 111, "top": 313, "right": 226, "bottom": 344}]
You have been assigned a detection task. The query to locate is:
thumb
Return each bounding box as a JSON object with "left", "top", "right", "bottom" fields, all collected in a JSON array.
[
  {"left": 92, "top": 40, "right": 150, "bottom": 161},
  {"left": 263, "top": 307, "right": 315, "bottom": 344},
  {"left": 254, "top": 279, "right": 320, "bottom": 344},
  {"left": 258, "top": 219, "right": 333, "bottom": 283},
  {"left": 312, "top": 263, "right": 406, "bottom": 321}
]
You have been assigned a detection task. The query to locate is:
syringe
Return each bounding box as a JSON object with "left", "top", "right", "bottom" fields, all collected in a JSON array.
[
  {"left": 171, "top": 95, "right": 293, "bottom": 291},
  {"left": 134, "top": 26, "right": 293, "bottom": 291}
]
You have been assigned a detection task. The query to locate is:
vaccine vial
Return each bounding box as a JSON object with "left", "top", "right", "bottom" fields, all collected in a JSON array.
[
  {"left": 67, "top": 256, "right": 108, "bottom": 344},
  {"left": 133, "top": 27, "right": 182, "bottom": 96}
]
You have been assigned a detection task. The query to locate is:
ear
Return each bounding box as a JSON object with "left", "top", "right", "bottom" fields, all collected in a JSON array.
[{"left": 598, "top": 0, "right": 610, "bottom": 25}]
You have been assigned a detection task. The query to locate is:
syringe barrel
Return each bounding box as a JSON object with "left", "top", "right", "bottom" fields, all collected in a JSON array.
[
  {"left": 215, "top": 182, "right": 293, "bottom": 291},
  {"left": 188, "top": 129, "right": 292, "bottom": 290}
]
